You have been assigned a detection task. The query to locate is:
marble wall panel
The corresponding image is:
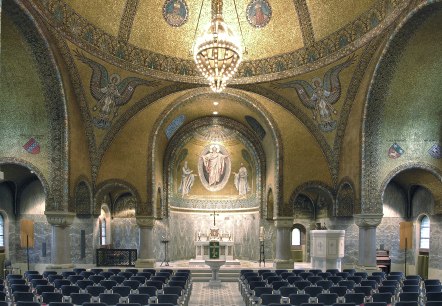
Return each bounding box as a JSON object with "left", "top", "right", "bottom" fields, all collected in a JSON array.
[
  {"left": 111, "top": 218, "right": 138, "bottom": 249},
  {"left": 70, "top": 217, "right": 94, "bottom": 264},
  {"left": 159, "top": 211, "right": 262, "bottom": 261},
  {"left": 429, "top": 215, "right": 442, "bottom": 270},
  {"left": 10, "top": 215, "right": 51, "bottom": 265},
  {"left": 378, "top": 217, "right": 409, "bottom": 265}
]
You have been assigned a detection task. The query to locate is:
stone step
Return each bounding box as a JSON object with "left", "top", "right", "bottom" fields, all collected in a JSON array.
[{"left": 190, "top": 269, "right": 240, "bottom": 282}]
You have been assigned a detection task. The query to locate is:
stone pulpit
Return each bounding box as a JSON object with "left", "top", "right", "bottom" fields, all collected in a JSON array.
[{"left": 310, "top": 230, "right": 345, "bottom": 271}]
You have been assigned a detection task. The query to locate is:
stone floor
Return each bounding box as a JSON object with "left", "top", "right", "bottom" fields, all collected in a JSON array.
[{"left": 188, "top": 282, "right": 245, "bottom": 306}]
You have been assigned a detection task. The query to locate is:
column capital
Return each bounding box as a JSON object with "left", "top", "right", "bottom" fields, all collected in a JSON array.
[
  {"left": 136, "top": 216, "right": 155, "bottom": 228},
  {"left": 274, "top": 217, "right": 293, "bottom": 229},
  {"left": 354, "top": 213, "right": 383, "bottom": 228},
  {"left": 45, "top": 211, "right": 75, "bottom": 227}
]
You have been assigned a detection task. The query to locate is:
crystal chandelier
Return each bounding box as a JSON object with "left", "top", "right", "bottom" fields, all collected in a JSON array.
[{"left": 193, "top": 0, "right": 242, "bottom": 93}]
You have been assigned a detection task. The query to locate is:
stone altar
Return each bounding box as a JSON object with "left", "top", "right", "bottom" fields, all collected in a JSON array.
[
  {"left": 194, "top": 240, "right": 234, "bottom": 261},
  {"left": 310, "top": 230, "right": 345, "bottom": 271}
]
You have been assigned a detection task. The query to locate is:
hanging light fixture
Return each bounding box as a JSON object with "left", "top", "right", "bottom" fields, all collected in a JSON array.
[{"left": 193, "top": 0, "right": 242, "bottom": 93}]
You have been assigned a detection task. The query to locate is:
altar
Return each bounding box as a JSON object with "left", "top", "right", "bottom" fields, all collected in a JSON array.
[{"left": 194, "top": 240, "right": 234, "bottom": 261}]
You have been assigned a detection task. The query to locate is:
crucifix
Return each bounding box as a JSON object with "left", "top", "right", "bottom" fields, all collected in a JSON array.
[{"left": 210, "top": 210, "right": 219, "bottom": 226}]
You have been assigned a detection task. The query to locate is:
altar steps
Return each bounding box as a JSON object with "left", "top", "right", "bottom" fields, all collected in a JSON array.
[{"left": 191, "top": 269, "right": 240, "bottom": 282}]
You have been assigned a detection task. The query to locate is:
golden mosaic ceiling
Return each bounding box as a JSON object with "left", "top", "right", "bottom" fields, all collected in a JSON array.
[{"left": 33, "top": 0, "right": 407, "bottom": 82}]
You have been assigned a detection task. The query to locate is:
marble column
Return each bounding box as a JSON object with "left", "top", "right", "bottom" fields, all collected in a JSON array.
[
  {"left": 354, "top": 213, "right": 383, "bottom": 270},
  {"left": 135, "top": 216, "right": 156, "bottom": 268},
  {"left": 45, "top": 211, "right": 76, "bottom": 269},
  {"left": 273, "top": 217, "right": 294, "bottom": 269}
]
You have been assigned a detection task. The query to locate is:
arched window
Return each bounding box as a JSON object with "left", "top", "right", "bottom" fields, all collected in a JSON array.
[
  {"left": 420, "top": 215, "right": 430, "bottom": 250},
  {"left": 291, "top": 228, "right": 301, "bottom": 246},
  {"left": 100, "top": 218, "right": 107, "bottom": 246},
  {"left": 0, "top": 214, "right": 4, "bottom": 248}
]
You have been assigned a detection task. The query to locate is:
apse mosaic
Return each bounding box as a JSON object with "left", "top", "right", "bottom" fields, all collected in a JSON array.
[
  {"left": 273, "top": 55, "right": 355, "bottom": 132},
  {"left": 198, "top": 144, "right": 232, "bottom": 192},
  {"left": 246, "top": 0, "right": 272, "bottom": 28},
  {"left": 163, "top": 0, "right": 188, "bottom": 27},
  {"left": 75, "top": 50, "right": 158, "bottom": 129}
]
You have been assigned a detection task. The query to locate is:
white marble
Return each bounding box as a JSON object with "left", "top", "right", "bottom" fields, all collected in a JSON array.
[{"left": 310, "top": 230, "right": 345, "bottom": 271}]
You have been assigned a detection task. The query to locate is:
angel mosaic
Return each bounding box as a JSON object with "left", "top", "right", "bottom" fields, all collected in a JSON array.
[
  {"left": 273, "top": 55, "right": 355, "bottom": 132},
  {"left": 75, "top": 50, "right": 159, "bottom": 129}
]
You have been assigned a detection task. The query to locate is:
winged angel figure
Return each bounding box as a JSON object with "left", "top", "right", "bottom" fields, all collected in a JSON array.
[
  {"left": 75, "top": 50, "right": 159, "bottom": 129},
  {"left": 273, "top": 55, "right": 355, "bottom": 132}
]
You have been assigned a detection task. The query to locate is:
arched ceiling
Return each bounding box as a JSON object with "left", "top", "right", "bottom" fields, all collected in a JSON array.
[{"left": 30, "top": 0, "right": 408, "bottom": 83}]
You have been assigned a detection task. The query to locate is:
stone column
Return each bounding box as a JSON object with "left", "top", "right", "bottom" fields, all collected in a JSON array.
[
  {"left": 273, "top": 217, "right": 294, "bottom": 269},
  {"left": 354, "top": 213, "right": 383, "bottom": 270},
  {"left": 135, "top": 216, "right": 156, "bottom": 268},
  {"left": 45, "top": 211, "right": 76, "bottom": 269}
]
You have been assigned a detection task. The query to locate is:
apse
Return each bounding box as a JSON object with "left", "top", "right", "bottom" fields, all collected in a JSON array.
[{"left": 160, "top": 117, "right": 265, "bottom": 261}]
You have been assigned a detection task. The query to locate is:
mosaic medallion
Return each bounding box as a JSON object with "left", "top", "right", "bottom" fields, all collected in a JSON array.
[
  {"left": 246, "top": 0, "right": 272, "bottom": 28},
  {"left": 163, "top": 0, "right": 188, "bottom": 27}
]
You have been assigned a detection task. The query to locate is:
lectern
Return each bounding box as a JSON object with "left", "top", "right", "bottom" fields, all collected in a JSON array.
[{"left": 310, "top": 230, "right": 345, "bottom": 271}]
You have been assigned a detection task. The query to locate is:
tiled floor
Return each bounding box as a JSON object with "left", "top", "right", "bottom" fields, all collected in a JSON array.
[{"left": 188, "top": 282, "right": 245, "bottom": 306}]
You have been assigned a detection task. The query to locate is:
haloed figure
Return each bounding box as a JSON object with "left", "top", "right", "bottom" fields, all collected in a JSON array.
[
  {"left": 178, "top": 161, "right": 196, "bottom": 197},
  {"left": 234, "top": 163, "right": 250, "bottom": 197}
]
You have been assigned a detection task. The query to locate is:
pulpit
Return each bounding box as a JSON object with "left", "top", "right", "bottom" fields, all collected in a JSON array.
[{"left": 310, "top": 230, "right": 345, "bottom": 271}]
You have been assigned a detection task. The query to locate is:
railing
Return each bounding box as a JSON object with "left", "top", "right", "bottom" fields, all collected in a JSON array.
[{"left": 96, "top": 248, "right": 137, "bottom": 267}]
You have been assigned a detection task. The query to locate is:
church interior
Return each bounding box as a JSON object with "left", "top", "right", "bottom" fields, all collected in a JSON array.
[{"left": 1, "top": 0, "right": 442, "bottom": 303}]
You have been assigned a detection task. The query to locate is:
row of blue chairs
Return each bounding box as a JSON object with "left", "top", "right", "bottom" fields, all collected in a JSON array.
[
  {"left": 1, "top": 269, "right": 191, "bottom": 306},
  {"left": 0, "top": 302, "right": 177, "bottom": 306}
]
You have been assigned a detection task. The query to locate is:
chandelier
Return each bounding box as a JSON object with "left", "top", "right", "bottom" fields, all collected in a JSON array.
[{"left": 193, "top": 0, "right": 242, "bottom": 93}]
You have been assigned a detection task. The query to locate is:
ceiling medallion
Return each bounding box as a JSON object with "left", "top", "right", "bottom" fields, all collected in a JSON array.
[
  {"left": 246, "top": 0, "right": 272, "bottom": 28},
  {"left": 163, "top": 0, "right": 189, "bottom": 27},
  {"left": 193, "top": 0, "right": 242, "bottom": 93}
]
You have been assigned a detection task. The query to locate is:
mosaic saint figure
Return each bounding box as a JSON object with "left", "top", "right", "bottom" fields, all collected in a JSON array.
[
  {"left": 247, "top": 0, "right": 271, "bottom": 28},
  {"left": 164, "top": 0, "right": 188, "bottom": 27},
  {"left": 273, "top": 55, "right": 355, "bottom": 132},
  {"left": 178, "top": 161, "right": 196, "bottom": 197},
  {"left": 234, "top": 163, "right": 250, "bottom": 197},
  {"left": 200, "top": 145, "right": 229, "bottom": 186}
]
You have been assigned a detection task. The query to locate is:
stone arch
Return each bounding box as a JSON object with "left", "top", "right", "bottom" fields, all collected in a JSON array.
[
  {"left": 290, "top": 181, "right": 335, "bottom": 219},
  {"left": 363, "top": 1, "right": 442, "bottom": 214},
  {"left": 94, "top": 180, "right": 142, "bottom": 216},
  {"left": 148, "top": 87, "right": 283, "bottom": 216},
  {"left": 379, "top": 163, "right": 442, "bottom": 216},
  {"left": 5, "top": 1, "right": 69, "bottom": 211}
]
